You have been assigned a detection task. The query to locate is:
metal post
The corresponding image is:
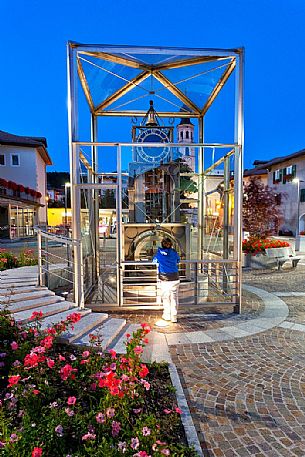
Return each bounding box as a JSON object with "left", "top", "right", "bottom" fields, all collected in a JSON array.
[
  {"left": 197, "top": 117, "right": 205, "bottom": 261},
  {"left": 116, "top": 145, "right": 123, "bottom": 306},
  {"left": 37, "top": 230, "right": 43, "bottom": 286},
  {"left": 233, "top": 49, "right": 245, "bottom": 314},
  {"left": 67, "top": 43, "right": 82, "bottom": 308},
  {"left": 91, "top": 114, "right": 100, "bottom": 280},
  {"left": 223, "top": 156, "right": 230, "bottom": 293}
]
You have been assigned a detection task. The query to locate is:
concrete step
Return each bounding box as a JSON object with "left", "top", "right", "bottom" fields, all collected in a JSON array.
[
  {"left": 40, "top": 307, "right": 92, "bottom": 330},
  {"left": 59, "top": 312, "right": 109, "bottom": 344},
  {"left": 0, "top": 279, "right": 38, "bottom": 288},
  {"left": 74, "top": 317, "right": 126, "bottom": 350},
  {"left": 111, "top": 323, "right": 142, "bottom": 353},
  {"left": 3, "top": 295, "right": 65, "bottom": 313},
  {"left": 0, "top": 285, "right": 48, "bottom": 295},
  {"left": 0, "top": 290, "right": 55, "bottom": 305},
  {"left": 14, "top": 301, "right": 75, "bottom": 323}
]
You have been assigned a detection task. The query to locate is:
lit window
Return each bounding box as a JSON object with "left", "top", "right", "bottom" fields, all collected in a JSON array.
[
  {"left": 0, "top": 154, "right": 5, "bottom": 166},
  {"left": 286, "top": 165, "right": 293, "bottom": 175},
  {"left": 11, "top": 154, "right": 20, "bottom": 166},
  {"left": 275, "top": 169, "right": 280, "bottom": 180}
]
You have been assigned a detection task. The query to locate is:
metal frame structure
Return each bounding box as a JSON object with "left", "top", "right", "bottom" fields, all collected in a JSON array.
[{"left": 67, "top": 42, "right": 244, "bottom": 312}]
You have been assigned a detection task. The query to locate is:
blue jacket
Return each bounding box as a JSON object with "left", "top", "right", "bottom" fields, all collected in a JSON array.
[{"left": 153, "top": 247, "right": 180, "bottom": 274}]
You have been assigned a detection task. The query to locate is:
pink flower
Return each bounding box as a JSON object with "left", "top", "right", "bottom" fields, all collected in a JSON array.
[
  {"left": 46, "top": 358, "right": 55, "bottom": 368},
  {"left": 134, "top": 452, "right": 151, "bottom": 457},
  {"left": 67, "top": 396, "right": 76, "bottom": 405},
  {"left": 161, "top": 450, "right": 170, "bottom": 455},
  {"left": 10, "top": 341, "right": 18, "bottom": 351},
  {"left": 131, "top": 437, "right": 139, "bottom": 450},
  {"left": 112, "top": 420, "right": 121, "bottom": 437},
  {"left": 163, "top": 409, "right": 172, "bottom": 414},
  {"left": 142, "top": 426, "right": 151, "bottom": 436},
  {"left": 96, "top": 412, "right": 106, "bottom": 423},
  {"left": 109, "top": 349, "right": 117, "bottom": 359},
  {"left": 140, "top": 323, "right": 151, "bottom": 333},
  {"left": 134, "top": 346, "right": 143, "bottom": 355},
  {"left": 106, "top": 407, "right": 115, "bottom": 418},
  {"left": 82, "top": 350, "right": 90, "bottom": 358},
  {"left": 58, "top": 354, "right": 66, "bottom": 362},
  {"left": 60, "top": 364, "right": 77, "bottom": 381},
  {"left": 82, "top": 433, "right": 96, "bottom": 441},
  {"left": 175, "top": 406, "right": 182, "bottom": 414},
  {"left": 32, "top": 389, "right": 40, "bottom": 395},
  {"left": 65, "top": 408, "right": 74, "bottom": 417},
  {"left": 80, "top": 359, "right": 89, "bottom": 365},
  {"left": 32, "top": 448, "right": 43, "bottom": 457}
]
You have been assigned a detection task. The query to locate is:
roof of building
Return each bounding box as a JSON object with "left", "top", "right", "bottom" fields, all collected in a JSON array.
[
  {"left": 254, "top": 148, "right": 305, "bottom": 170},
  {"left": 244, "top": 167, "right": 268, "bottom": 177},
  {"left": 0, "top": 130, "right": 52, "bottom": 165},
  {"left": 178, "top": 105, "right": 194, "bottom": 126}
]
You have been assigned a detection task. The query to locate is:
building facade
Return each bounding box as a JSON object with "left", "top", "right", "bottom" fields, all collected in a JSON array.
[{"left": 0, "top": 130, "right": 52, "bottom": 239}]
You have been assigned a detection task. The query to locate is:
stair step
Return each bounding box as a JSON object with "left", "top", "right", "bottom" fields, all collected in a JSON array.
[
  {"left": 111, "top": 323, "right": 142, "bottom": 353},
  {"left": 0, "top": 290, "right": 55, "bottom": 305},
  {"left": 3, "top": 295, "right": 65, "bottom": 313},
  {"left": 14, "top": 301, "right": 75, "bottom": 323},
  {"left": 0, "top": 279, "right": 38, "bottom": 288},
  {"left": 74, "top": 317, "right": 127, "bottom": 349},
  {"left": 0, "top": 286, "right": 48, "bottom": 295},
  {"left": 40, "top": 307, "right": 92, "bottom": 330},
  {"left": 59, "top": 313, "right": 109, "bottom": 344}
]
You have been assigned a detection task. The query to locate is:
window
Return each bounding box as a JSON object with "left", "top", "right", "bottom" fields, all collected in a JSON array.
[
  {"left": 180, "top": 131, "right": 183, "bottom": 139},
  {"left": 186, "top": 131, "right": 189, "bottom": 139},
  {"left": 274, "top": 169, "right": 281, "bottom": 180},
  {"left": 11, "top": 154, "right": 20, "bottom": 166},
  {"left": 286, "top": 165, "right": 293, "bottom": 175},
  {"left": 300, "top": 189, "right": 305, "bottom": 203},
  {"left": 0, "top": 154, "right": 5, "bottom": 166}
]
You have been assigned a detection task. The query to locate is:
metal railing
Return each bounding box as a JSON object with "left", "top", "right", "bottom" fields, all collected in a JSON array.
[
  {"left": 120, "top": 259, "right": 239, "bottom": 309},
  {"left": 36, "top": 228, "right": 84, "bottom": 308}
]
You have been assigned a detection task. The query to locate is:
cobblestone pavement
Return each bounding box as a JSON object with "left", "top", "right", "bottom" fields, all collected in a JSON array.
[{"left": 168, "top": 266, "right": 305, "bottom": 456}]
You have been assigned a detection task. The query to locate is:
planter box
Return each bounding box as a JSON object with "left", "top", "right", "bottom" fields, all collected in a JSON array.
[{"left": 243, "top": 252, "right": 271, "bottom": 269}]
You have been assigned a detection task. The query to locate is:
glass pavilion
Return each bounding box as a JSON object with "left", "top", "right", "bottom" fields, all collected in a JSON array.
[{"left": 66, "top": 42, "right": 244, "bottom": 312}]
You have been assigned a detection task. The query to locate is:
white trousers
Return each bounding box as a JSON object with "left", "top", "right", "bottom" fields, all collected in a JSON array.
[{"left": 160, "top": 279, "right": 180, "bottom": 320}]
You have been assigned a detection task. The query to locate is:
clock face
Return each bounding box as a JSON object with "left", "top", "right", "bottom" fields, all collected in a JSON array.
[{"left": 136, "top": 128, "right": 170, "bottom": 163}]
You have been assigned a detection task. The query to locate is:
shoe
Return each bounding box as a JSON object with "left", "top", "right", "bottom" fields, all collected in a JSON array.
[
  {"left": 171, "top": 317, "right": 178, "bottom": 323},
  {"left": 155, "top": 319, "right": 170, "bottom": 328}
]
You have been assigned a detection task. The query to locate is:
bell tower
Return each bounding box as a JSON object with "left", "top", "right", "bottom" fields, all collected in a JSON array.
[{"left": 177, "top": 105, "right": 195, "bottom": 171}]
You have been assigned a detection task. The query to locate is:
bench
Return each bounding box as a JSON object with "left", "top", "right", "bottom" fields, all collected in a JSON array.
[{"left": 265, "top": 247, "right": 301, "bottom": 270}]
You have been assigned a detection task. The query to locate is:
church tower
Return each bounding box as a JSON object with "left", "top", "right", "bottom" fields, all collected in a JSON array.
[{"left": 177, "top": 105, "right": 195, "bottom": 171}]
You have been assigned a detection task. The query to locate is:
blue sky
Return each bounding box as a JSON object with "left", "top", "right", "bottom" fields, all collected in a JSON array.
[{"left": 0, "top": 0, "right": 304, "bottom": 172}]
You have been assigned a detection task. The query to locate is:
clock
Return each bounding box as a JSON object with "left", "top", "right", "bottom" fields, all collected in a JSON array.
[{"left": 136, "top": 128, "right": 171, "bottom": 163}]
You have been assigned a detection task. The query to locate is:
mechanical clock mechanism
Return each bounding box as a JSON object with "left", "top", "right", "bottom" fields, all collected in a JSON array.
[{"left": 132, "top": 100, "right": 174, "bottom": 163}]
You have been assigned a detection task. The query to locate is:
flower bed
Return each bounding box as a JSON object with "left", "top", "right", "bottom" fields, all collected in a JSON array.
[
  {"left": 0, "top": 310, "right": 197, "bottom": 456},
  {"left": 242, "top": 237, "right": 290, "bottom": 255},
  {"left": 0, "top": 249, "right": 37, "bottom": 271}
]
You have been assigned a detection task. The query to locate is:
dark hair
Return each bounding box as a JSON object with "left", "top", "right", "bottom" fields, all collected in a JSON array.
[{"left": 161, "top": 237, "right": 173, "bottom": 249}]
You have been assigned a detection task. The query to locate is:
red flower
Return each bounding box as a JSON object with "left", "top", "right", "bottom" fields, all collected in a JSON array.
[
  {"left": 134, "top": 346, "right": 143, "bottom": 355},
  {"left": 8, "top": 375, "right": 21, "bottom": 387},
  {"left": 32, "top": 447, "right": 43, "bottom": 457},
  {"left": 109, "top": 349, "right": 117, "bottom": 359},
  {"left": 60, "top": 364, "right": 77, "bottom": 381},
  {"left": 30, "top": 311, "right": 43, "bottom": 321},
  {"left": 46, "top": 358, "right": 55, "bottom": 368},
  {"left": 40, "top": 336, "right": 53, "bottom": 349},
  {"left": 141, "top": 323, "right": 151, "bottom": 334},
  {"left": 24, "top": 353, "right": 45, "bottom": 369},
  {"left": 33, "top": 389, "right": 40, "bottom": 395},
  {"left": 66, "top": 313, "right": 81, "bottom": 323},
  {"left": 139, "top": 364, "right": 149, "bottom": 378}
]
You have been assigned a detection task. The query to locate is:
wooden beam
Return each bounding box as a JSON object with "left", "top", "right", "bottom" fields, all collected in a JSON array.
[
  {"left": 201, "top": 59, "right": 236, "bottom": 116},
  {"left": 153, "top": 71, "right": 200, "bottom": 114},
  {"left": 156, "top": 55, "right": 232, "bottom": 71},
  {"left": 77, "top": 58, "right": 95, "bottom": 112},
  {"left": 79, "top": 51, "right": 148, "bottom": 70},
  {"left": 94, "top": 71, "right": 150, "bottom": 113}
]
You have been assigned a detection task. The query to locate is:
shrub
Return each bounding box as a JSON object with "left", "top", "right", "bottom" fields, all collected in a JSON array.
[
  {"left": 0, "top": 310, "right": 197, "bottom": 456},
  {"left": 242, "top": 236, "right": 290, "bottom": 255},
  {"left": 0, "top": 249, "right": 37, "bottom": 271}
]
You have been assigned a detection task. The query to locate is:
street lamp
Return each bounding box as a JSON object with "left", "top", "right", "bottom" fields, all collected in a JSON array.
[
  {"left": 64, "top": 182, "right": 71, "bottom": 231},
  {"left": 292, "top": 178, "right": 304, "bottom": 250}
]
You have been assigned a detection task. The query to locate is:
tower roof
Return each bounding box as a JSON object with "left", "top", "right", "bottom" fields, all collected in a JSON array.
[{"left": 178, "top": 105, "right": 194, "bottom": 126}]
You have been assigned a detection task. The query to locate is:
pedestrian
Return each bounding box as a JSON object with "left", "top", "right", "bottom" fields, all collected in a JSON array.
[{"left": 153, "top": 237, "right": 180, "bottom": 327}]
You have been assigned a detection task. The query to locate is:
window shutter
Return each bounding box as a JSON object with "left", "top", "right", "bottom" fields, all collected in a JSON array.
[
  {"left": 280, "top": 169, "right": 283, "bottom": 183},
  {"left": 300, "top": 189, "right": 305, "bottom": 203},
  {"left": 292, "top": 164, "right": 296, "bottom": 178},
  {"left": 282, "top": 168, "right": 286, "bottom": 184},
  {"left": 273, "top": 171, "right": 276, "bottom": 184}
]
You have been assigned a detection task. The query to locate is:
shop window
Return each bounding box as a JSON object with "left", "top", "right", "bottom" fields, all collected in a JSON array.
[
  {"left": 0, "top": 154, "right": 5, "bottom": 166},
  {"left": 11, "top": 154, "right": 20, "bottom": 166}
]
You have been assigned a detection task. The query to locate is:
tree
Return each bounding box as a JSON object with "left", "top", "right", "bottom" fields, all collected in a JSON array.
[{"left": 243, "top": 177, "right": 282, "bottom": 237}]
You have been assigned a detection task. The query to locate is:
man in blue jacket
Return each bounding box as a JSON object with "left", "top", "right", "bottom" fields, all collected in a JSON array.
[{"left": 153, "top": 237, "right": 180, "bottom": 327}]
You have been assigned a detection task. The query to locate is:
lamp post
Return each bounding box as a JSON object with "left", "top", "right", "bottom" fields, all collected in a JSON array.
[{"left": 292, "top": 178, "right": 304, "bottom": 251}]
